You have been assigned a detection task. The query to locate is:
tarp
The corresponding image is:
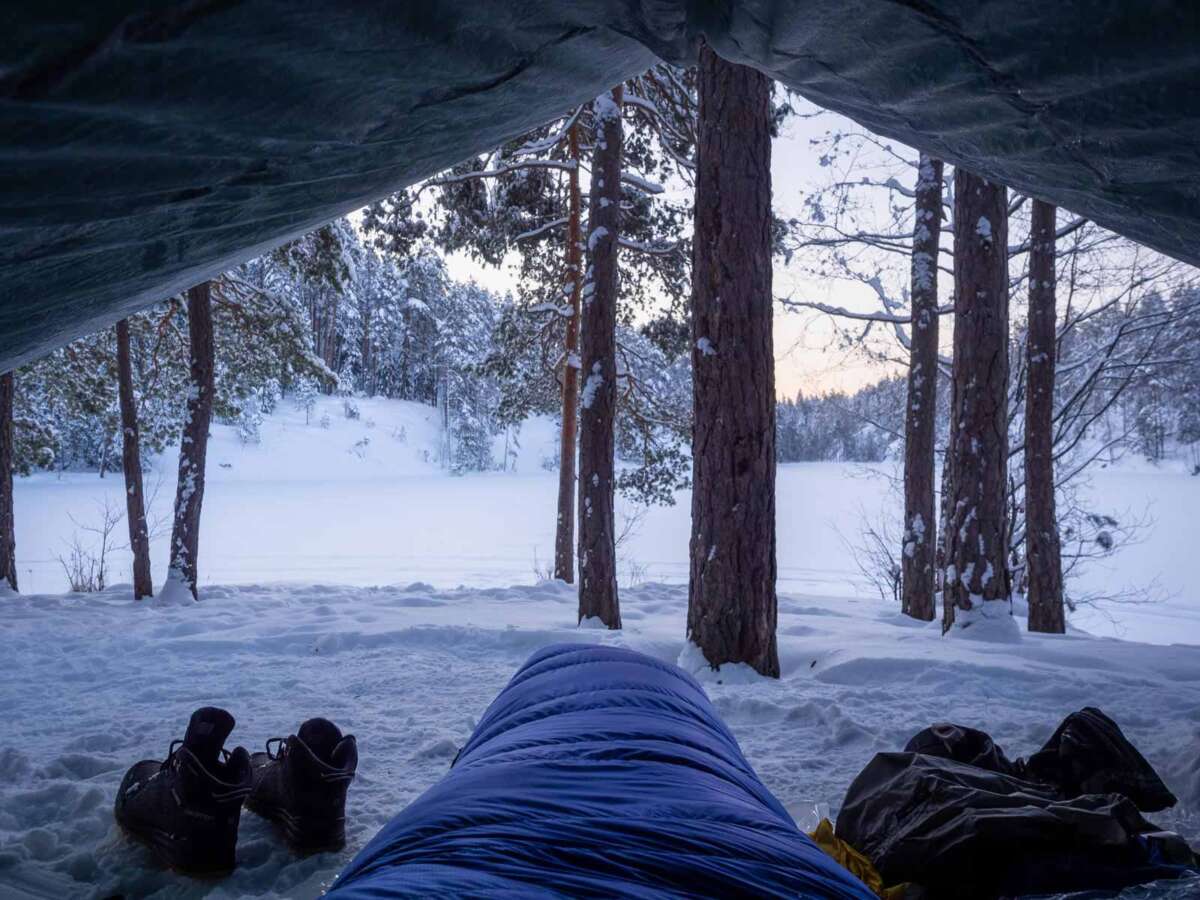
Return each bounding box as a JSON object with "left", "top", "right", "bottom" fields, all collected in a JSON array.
[
  {"left": 327, "top": 643, "right": 874, "bottom": 898},
  {"left": 3, "top": 3, "right": 1200, "bottom": 370},
  {"left": 835, "top": 710, "right": 1197, "bottom": 899}
]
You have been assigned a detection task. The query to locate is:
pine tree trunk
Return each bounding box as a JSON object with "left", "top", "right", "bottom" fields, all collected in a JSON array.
[
  {"left": 901, "top": 155, "right": 944, "bottom": 621},
  {"left": 553, "top": 121, "right": 584, "bottom": 583},
  {"left": 0, "top": 371, "right": 16, "bottom": 592},
  {"left": 577, "top": 87, "right": 623, "bottom": 629},
  {"left": 168, "top": 282, "right": 215, "bottom": 600},
  {"left": 116, "top": 319, "right": 153, "bottom": 599},
  {"left": 1026, "top": 198, "right": 1065, "bottom": 633},
  {"left": 942, "top": 169, "right": 1010, "bottom": 631},
  {"left": 687, "top": 44, "right": 779, "bottom": 677}
]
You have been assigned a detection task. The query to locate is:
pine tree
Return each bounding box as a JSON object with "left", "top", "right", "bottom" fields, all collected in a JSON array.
[
  {"left": 577, "top": 86, "right": 623, "bottom": 628},
  {"left": 0, "top": 371, "right": 16, "bottom": 592},
  {"left": 116, "top": 319, "right": 153, "bottom": 599},
  {"left": 687, "top": 44, "right": 779, "bottom": 677},
  {"left": 901, "top": 155, "right": 944, "bottom": 621},
  {"left": 166, "top": 283, "right": 215, "bottom": 601},
  {"left": 372, "top": 82, "right": 696, "bottom": 580},
  {"left": 943, "top": 170, "right": 1011, "bottom": 630},
  {"left": 1025, "top": 199, "right": 1065, "bottom": 633}
]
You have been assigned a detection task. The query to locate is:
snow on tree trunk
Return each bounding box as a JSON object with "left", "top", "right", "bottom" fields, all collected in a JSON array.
[
  {"left": 166, "top": 282, "right": 215, "bottom": 601},
  {"left": 0, "top": 371, "right": 16, "bottom": 592},
  {"left": 901, "top": 154, "right": 944, "bottom": 621},
  {"left": 577, "top": 86, "right": 623, "bottom": 629},
  {"left": 687, "top": 45, "right": 779, "bottom": 677},
  {"left": 554, "top": 121, "right": 584, "bottom": 584},
  {"left": 1026, "top": 198, "right": 1065, "bottom": 634},
  {"left": 116, "top": 318, "right": 153, "bottom": 600},
  {"left": 943, "top": 169, "right": 1011, "bottom": 631}
]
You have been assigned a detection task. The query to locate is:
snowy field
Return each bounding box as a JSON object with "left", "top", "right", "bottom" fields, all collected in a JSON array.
[
  {"left": 3, "top": 396, "right": 1200, "bottom": 898},
  {"left": 10, "top": 395, "right": 1200, "bottom": 643}
]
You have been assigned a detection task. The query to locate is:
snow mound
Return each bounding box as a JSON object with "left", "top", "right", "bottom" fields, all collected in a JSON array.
[
  {"left": 677, "top": 641, "right": 770, "bottom": 685},
  {"left": 947, "top": 600, "right": 1023, "bottom": 643}
]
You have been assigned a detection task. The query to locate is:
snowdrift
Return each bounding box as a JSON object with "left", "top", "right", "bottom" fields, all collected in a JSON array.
[{"left": 327, "top": 643, "right": 874, "bottom": 898}]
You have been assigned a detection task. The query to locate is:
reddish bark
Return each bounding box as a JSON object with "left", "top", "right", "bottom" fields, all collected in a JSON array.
[
  {"left": 687, "top": 45, "right": 779, "bottom": 677},
  {"left": 901, "top": 155, "right": 944, "bottom": 621},
  {"left": 1025, "top": 199, "right": 1065, "bottom": 633},
  {"left": 168, "top": 283, "right": 215, "bottom": 600},
  {"left": 554, "top": 121, "right": 584, "bottom": 583},
  {"left": 0, "top": 371, "right": 16, "bottom": 592},
  {"left": 943, "top": 169, "right": 1011, "bottom": 631},
  {"left": 577, "top": 86, "right": 623, "bottom": 628},
  {"left": 116, "top": 319, "right": 153, "bottom": 599}
]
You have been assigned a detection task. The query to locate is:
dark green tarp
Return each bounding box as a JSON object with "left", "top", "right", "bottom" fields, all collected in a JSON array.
[{"left": 2, "top": 2, "right": 1198, "bottom": 369}]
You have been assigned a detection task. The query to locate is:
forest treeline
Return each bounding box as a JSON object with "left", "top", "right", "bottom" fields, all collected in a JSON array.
[{"left": 2, "top": 50, "right": 1199, "bottom": 673}]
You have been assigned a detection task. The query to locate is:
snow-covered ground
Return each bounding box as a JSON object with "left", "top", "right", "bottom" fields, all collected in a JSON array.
[
  {"left": 3, "top": 396, "right": 1200, "bottom": 898},
  {"left": 12, "top": 395, "right": 1200, "bottom": 643}
]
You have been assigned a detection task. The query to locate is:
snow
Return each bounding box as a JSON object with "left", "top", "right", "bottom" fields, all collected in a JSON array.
[
  {"left": 976, "top": 215, "right": 992, "bottom": 240},
  {"left": 696, "top": 336, "right": 716, "bottom": 357},
  {"left": 5, "top": 396, "right": 1200, "bottom": 897},
  {"left": 594, "top": 90, "right": 621, "bottom": 122},
  {"left": 10, "top": 398, "right": 1200, "bottom": 644},
  {"left": 586, "top": 226, "right": 608, "bottom": 252},
  {"left": 4, "top": 579, "right": 1199, "bottom": 898},
  {"left": 580, "top": 362, "right": 604, "bottom": 409}
]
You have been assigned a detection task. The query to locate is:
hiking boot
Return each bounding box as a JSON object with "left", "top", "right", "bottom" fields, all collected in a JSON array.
[
  {"left": 247, "top": 717, "right": 357, "bottom": 853},
  {"left": 114, "top": 707, "right": 252, "bottom": 875}
]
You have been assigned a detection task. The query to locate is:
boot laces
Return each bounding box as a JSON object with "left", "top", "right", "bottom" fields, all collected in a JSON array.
[
  {"left": 161, "top": 739, "right": 184, "bottom": 772},
  {"left": 162, "top": 739, "right": 233, "bottom": 771}
]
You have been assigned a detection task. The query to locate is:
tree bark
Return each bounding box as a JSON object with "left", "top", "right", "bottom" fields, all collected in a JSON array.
[
  {"left": 687, "top": 44, "right": 779, "bottom": 677},
  {"left": 943, "top": 169, "right": 1010, "bottom": 631},
  {"left": 554, "top": 121, "right": 584, "bottom": 583},
  {"left": 901, "top": 154, "right": 944, "bottom": 621},
  {"left": 0, "top": 371, "right": 16, "bottom": 592},
  {"left": 577, "top": 87, "right": 623, "bottom": 628},
  {"left": 116, "top": 318, "right": 153, "bottom": 599},
  {"left": 1026, "top": 199, "right": 1065, "bottom": 633},
  {"left": 168, "top": 283, "right": 215, "bottom": 600}
]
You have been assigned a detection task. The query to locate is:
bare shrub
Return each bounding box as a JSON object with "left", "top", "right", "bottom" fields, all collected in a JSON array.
[{"left": 58, "top": 497, "right": 124, "bottom": 592}]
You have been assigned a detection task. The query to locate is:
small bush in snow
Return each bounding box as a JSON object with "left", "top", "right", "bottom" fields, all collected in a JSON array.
[
  {"left": 319, "top": 413, "right": 332, "bottom": 429},
  {"left": 531, "top": 548, "right": 554, "bottom": 584},
  {"left": 293, "top": 379, "right": 320, "bottom": 425},
  {"left": 236, "top": 400, "right": 263, "bottom": 446},
  {"left": 343, "top": 398, "right": 360, "bottom": 420},
  {"left": 350, "top": 436, "right": 370, "bottom": 459},
  {"left": 57, "top": 498, "right": 124, "bottom": 593}
]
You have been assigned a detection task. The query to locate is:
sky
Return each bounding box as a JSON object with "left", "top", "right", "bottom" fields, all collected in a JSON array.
[{"left": 443, "top": 104, "right": 910, "bottom": 399}]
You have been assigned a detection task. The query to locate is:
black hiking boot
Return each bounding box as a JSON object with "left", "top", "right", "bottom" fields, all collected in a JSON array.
[
  {"left": 247, "top": 717, "right": 357, "bottom": 854},
  {"left": 114, "top": 707, "right": 252, "bottom": 876}
]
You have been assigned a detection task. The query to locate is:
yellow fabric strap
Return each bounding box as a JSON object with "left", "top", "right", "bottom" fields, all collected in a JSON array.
[{"left": 807, "top": 818, "right": 911, "bottom": 900}]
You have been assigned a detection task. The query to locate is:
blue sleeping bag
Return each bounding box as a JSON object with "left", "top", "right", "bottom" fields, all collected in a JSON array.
[{"left": 328, "top": 643, "right": 873, "bottom": 898}]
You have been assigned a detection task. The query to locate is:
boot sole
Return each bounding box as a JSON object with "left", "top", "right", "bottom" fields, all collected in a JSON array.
[
  {"left": 114, "top": 810, "right": 236, "bottom": 877},
  {"left": 245, "top": 797, "right": 346, "bottom": 855}
]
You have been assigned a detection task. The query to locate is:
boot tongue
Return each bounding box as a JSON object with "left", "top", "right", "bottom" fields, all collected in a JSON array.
[
  {"left": 183, "top": 707, "right": 235, "bottom": 768},
  {"left": 297, "top": 717, "right": 343, "bottom": 765}
]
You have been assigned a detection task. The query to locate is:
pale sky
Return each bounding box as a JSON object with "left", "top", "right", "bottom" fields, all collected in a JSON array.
[{"left": 443, "top": 105, "right": 909, "bottom": 400}]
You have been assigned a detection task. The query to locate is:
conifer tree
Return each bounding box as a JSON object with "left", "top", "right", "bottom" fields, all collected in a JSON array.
[
  {"left": 577, "top": 87, "right": 623, "bottom": 627},
  {"left": 943, "top": 170, "right": 1011, "bottom": 630},
  {"left": 116, "top": 319, "right": 153, "bottom": 599},
  {"left": 1025, "top": 199, "right": 1065, "bottom": 633},
  {"left": 0, "top": 371, "right": 16, "bottom": 592},
  {"left": 901, "top": 155, "right": 944, "bottom": 621},
  {"left": 687, "top": 45, "right": 779, "bottom": 677},
  {"left": 166, "top": 283, "right": 215, "bottom": 601}
]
